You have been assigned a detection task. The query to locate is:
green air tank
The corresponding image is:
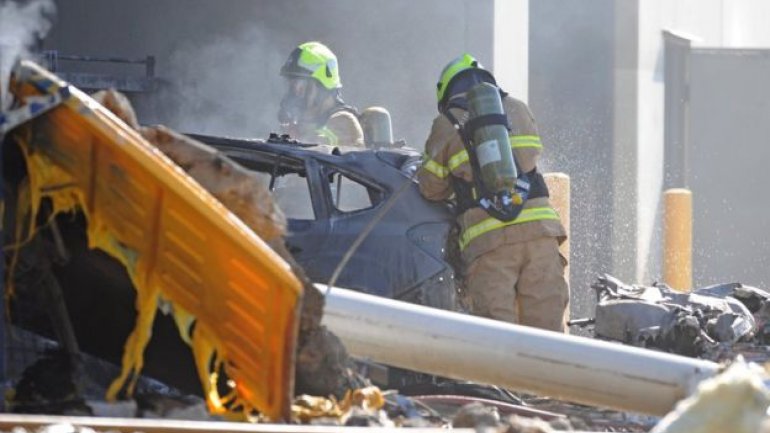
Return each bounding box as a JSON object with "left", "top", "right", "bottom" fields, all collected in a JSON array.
[
  {"left": 467, "top": 82, "right": 518, "bottom": 193},
  {"left": 360, "top": 106, "right": 394, "bottom": 148}
]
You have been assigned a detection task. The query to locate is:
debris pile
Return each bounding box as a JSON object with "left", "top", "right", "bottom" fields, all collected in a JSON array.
[{"left": 590, "top": 274, "right": 770, "bottom": 359}]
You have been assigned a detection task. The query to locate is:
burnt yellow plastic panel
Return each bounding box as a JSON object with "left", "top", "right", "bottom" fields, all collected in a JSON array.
[{"left": 9, "top": 61, "right": 302, "bottom": 421}]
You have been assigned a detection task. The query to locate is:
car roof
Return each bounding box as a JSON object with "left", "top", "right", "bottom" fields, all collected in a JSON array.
[{"left": 187, "top": 133, "right": 421, "bottom": 169}]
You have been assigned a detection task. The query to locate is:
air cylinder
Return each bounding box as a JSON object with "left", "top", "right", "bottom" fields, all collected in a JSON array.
[
  {"left": 359, "top": 106, "right": 393, "bottom": 147},
  {"left": 466, "top": 82, "right": 517, "bottom": 193}
]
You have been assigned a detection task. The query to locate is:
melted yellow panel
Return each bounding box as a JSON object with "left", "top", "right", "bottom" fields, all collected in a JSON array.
[{"left": 9, "top": 61, "right": 302, "bottom": 421}]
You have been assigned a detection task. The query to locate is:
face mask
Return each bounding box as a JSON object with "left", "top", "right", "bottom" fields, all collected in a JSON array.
[{"left": 278, "top": 78, "right": 313, "bottom": 127}]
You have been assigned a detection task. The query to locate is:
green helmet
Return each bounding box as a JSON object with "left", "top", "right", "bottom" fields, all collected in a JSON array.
[
  {"left": 436, "top": 53, "right": 496, "bottom": 108},
  {"left": 281, "top": 41, "right": 342, "bottom": 90}
]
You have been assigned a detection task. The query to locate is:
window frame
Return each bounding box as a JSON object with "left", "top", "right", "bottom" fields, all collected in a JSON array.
[
  {"left": 319, "top": 162, "right": 386, "bottom": 216},
  {"left": 227, "top": 149, "right": 326, "bottom": 221}
]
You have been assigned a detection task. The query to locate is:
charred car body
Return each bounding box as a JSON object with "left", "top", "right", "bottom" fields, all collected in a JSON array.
[{"left": 190, "top": 133, "right": 458, "bottom": 310}]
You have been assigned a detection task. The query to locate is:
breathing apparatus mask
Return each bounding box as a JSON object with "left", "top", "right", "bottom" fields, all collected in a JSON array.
[{"left": 278, "top": 77, "right": 320, "bottom": 128}]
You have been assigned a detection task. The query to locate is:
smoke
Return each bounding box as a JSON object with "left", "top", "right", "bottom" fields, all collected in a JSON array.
[
  {"left": 147, "top": 26, "right": 285, "bottom": 138},
  {"left": 118, "top": 0, "right": 481, "bottom": 146},
  {"left": 0, "top": 0, "right": 56, "bottom": 109}
]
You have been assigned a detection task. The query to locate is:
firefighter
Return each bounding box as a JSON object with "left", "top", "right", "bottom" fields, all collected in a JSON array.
[
  {"left": 278, "top": 41, "right": 364, "bottom": 147},
  {"left": 417, "top": 54, "right": 569, "bottom": 332}
]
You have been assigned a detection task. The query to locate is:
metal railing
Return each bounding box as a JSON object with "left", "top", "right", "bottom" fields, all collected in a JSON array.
[{"left": 40, "top": 51, "right": 157, "bottom": 92}]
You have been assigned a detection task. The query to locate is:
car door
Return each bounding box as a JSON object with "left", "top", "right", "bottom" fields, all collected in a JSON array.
[
  {"left": 307, "top": 162, "right": 398, "bottom": 297},
  {"left": 269, "top": 157, "right": 330, "bottom": 265}
]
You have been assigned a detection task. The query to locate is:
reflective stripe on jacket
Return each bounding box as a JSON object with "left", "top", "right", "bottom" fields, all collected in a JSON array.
[
  {"left": 317, "top": 126, "right": 339, "bottom": 146},
  {"left": 459, "top": 206, "right": 560, "bottom": 250}
]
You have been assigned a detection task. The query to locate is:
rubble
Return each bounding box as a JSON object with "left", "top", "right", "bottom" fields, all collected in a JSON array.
[
  {"left": 10, "top": 350, "right": 91, "bottom": 416},
  {"left": 4, "top": 328, "right": 213, "bottom": 420},
  {"left": 590, "top": 274, "right": 770, "bottom": 360},
  {"left": 451, "top": 402, "right": 501, "bottom": 428}
]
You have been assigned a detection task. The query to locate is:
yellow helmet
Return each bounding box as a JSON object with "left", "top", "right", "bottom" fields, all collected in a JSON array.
[
  {"left": 281, "top": 41, "right": 342, "bottom": 90},
  {"left": 436, "top": 53, "right": 497, "bottom": 109}
]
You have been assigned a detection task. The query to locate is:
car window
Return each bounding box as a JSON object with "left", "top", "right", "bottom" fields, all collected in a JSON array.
[
  {"left": 272, "top": 172, "right": 315, "bottom": 220},
  {"left": 227, "top": 151, "right": 316, "bottom": 220},
  {"left": 328, "top": 171, "right": 382, "bottom": 213}
]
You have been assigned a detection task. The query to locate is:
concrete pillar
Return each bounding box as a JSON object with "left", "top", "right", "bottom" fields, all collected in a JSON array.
[
  {"left": 493, "top": 0, "right": 529, "bottom": 101},
  {"left": 611, "top": 1, "right": 639, "bottom": 282},
  {"left": 663, "top": 30, "right": 693, "bottom": 189}
]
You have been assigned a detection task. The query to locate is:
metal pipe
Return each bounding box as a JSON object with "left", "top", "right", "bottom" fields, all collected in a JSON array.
[{"left": 320, "top": 286, "right": 720, "bottom": 416}]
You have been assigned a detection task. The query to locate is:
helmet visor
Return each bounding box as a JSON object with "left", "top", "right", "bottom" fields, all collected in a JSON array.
[{"left": 285, "top": 77, "right": 312, "bottom": 98}]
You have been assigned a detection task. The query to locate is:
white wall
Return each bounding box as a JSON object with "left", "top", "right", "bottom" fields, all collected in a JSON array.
[
  {"left": 722, "top": 0, "right": 770, "bottom": 47},
  {"left": 629, "top": 0, "right": 770, "bottom": 283},
  {"left": 662, "top": 0, "right": 770, "bottom": 47},
  {"left": 493, "top": 0, "right": 528, "bottom": 102}
]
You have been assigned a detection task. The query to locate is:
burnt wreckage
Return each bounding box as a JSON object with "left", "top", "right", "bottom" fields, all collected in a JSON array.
[{"left": 589, "top": 274, "right": 770, "bottom": 360}]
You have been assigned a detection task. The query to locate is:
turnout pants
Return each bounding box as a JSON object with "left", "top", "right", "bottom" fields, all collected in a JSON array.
[{"left": 465, "top": 236, "right": 569, "bottom": 333}]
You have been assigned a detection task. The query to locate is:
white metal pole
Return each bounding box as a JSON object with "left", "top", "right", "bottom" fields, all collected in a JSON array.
[{"left": 319, "top": 286, "right": 719, "bottom": 416}]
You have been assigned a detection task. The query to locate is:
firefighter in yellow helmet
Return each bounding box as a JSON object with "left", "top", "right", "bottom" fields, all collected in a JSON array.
[
  {"left": 418, "top": 54, "right": 569, "bottom": 332},
  {"left": 279, "top": 41, "right": 364, "bottom": 147}
]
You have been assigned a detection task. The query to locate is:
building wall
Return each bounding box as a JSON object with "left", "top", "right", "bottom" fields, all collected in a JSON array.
[
  {"left": 533, "top": 0, "right": 770, "bottom": 297},
  {"left": 688, "top": 49, "right": 770, "bottom": 288},
  {"left": 45, "top": 0, "right": 501, "bottom": 147},
  {"left": 723, "top": 1, "right": 770, "bottom": 47},
  {"left": 630, "top": 0, "right": 770, "bottom": 284},
  {"left": 494, "top": 0, "right": 528, "bottom": 102}
]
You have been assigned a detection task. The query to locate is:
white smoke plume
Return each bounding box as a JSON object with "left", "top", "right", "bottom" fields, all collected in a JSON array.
[
  {"left": 0, "top": 0, "right": 56, "bottom": 110},
  {"left": 143, "top": 25, "right": 286, "bottom": 139}
]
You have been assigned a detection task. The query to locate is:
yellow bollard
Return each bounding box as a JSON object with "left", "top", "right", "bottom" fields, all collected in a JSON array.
[
  {"left": 663, "top": 188, "right": 693, "bottom": 292},
  {"left": 544, "top": 173, "right": 570, "bottom": 283}
]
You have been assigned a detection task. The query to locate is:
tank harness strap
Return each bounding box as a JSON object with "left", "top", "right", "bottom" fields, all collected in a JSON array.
[
  {"left": 527, "top": 170, "right": 549, "bottom": 200},
  {"left": 464, "top": 113, "right": 510, "bottom": 137},
  {"left": 452, "top": 168, "right": 548, "bottom": 215}
]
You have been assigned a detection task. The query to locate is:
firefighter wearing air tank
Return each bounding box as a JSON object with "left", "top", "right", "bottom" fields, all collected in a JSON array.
[
  {"left": 418, "top": 54, "right": 569, "bottom": 332},
  {"left": 279, "top": 41, "right": 364, "bottom": 147}
]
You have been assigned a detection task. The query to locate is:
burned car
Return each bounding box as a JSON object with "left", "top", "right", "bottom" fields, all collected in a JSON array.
[{"left": 191, "top": 133, "right": 458, "bottom": 310}]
